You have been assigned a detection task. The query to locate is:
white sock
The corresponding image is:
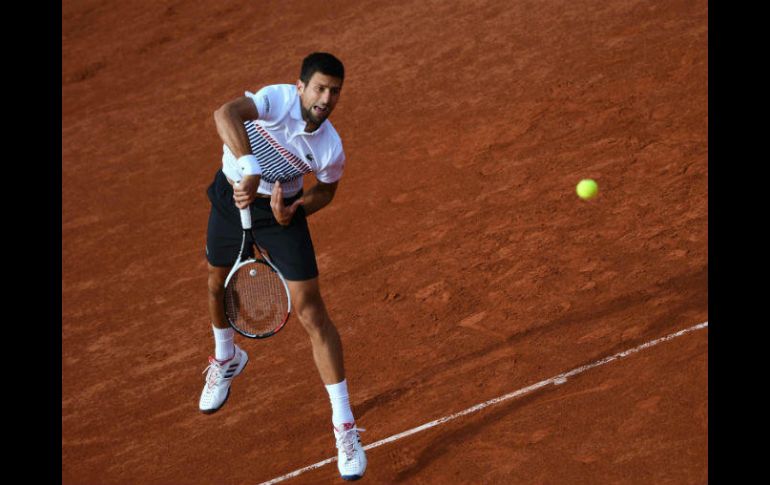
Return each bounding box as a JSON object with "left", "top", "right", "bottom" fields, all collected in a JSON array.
[
  {"left": 212, "top": 326, "right": 235, "bottom": 361},
  {"left": 325, "top": 379, "right": 356, "bottom": 428}
]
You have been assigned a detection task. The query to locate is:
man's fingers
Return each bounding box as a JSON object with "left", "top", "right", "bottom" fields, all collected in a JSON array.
[
  {"left": 269, "top": 182, "right": 304, "bottom": 225},
  {"left": 271, "top": 181, "right": 285, "bottom": 209},
  {"left": 276, "top": 199, "right": 303, "bottom": 225},
  {"left": 233, "top": 191, "right": 255, "bottom": 204}
]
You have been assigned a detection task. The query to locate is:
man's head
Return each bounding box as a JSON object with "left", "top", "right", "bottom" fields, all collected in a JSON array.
[{"left": 297, "top": 52, "right": 345, "bottom": 131}]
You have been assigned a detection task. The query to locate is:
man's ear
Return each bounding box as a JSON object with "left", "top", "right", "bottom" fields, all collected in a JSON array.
[{"left": 296, "top": 79, "right": 305, "bottom": 95}]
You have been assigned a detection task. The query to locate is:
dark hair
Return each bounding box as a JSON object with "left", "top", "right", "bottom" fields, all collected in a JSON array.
[{"left": 300, "top": 52, "right": 345, "bottom": 84}]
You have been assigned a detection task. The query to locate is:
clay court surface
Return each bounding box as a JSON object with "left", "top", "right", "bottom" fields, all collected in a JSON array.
[{"left": 62, "top": 0, "right": 707, "bottom": 483}]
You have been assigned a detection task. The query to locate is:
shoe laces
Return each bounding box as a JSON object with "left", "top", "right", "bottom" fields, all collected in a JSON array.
[
  {"left": 335, "top": 424, "right": 366, "bottom": 461},
  {"left": 202, "top": 356, "right": 225, "bottom": 389}
]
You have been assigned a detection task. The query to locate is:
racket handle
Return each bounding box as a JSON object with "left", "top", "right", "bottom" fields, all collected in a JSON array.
[
  {"left": 234, "top": 181, "right": 253, "bottom": 230},
  {"left": 239, "top": 208, "right": 252, "bottom": 230}
]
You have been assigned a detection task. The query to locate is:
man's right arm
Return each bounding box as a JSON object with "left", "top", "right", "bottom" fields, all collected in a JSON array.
[
  {"left": 214, "top": 96, "right": 260, "bottom": 160},
  {"left": 214, "top": 96, "right": 262, "bottom": 207}
]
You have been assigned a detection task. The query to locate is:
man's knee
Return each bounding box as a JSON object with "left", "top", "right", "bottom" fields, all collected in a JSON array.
[
  {"left": 207, "top": 264, "right": 228, "bottom": 297},
  {"left": 296, "top": 300, "right": 328, "bottom": 331},
  {"left": 290, "top": 280, "right": 330, "bottom": 332}
]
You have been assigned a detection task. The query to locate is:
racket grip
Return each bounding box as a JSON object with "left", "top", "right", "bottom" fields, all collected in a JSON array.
[
  {"left": 233, "top": 181, "right": 253, "bottom": 230},
  {"left": 239, "top": 208, "right": 252, "bottom": 230}
]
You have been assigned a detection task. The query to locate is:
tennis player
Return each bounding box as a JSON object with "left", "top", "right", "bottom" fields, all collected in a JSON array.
[{"left": 200, "top": 52, "right": 366, "bottom": 481}]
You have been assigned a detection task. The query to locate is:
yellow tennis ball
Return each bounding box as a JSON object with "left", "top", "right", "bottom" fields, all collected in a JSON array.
[{"left": 576, "top": 179, "right": 598, "bottom": 200}]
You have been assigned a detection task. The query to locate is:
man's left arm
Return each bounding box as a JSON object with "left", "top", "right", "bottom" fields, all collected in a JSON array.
[
  {"left": 301, "top": 180, "right": 338, "bottom": 217},
  {"left": 270, "top": 180, "right": 338, "bottom": 225}
]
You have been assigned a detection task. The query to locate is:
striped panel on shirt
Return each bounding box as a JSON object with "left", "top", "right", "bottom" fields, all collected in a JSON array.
[{"left": 244, "top": 121, "right": 313, "bottom": 183}]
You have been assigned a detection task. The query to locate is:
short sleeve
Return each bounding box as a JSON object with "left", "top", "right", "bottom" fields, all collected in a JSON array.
[
  {"left": 244, "top": 85, "right": 291, "bottom": 124},
  {"left": 316, "top": 147, "right": 345, "bottom": 184}
]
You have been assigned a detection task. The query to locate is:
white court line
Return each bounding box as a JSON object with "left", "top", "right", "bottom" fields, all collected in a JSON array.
[{"left": 257, "top": 321, "right": 708, "bottom": 485}]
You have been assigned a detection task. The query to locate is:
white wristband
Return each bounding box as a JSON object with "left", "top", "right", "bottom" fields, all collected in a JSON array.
[{"left": 237, "top": 154, "right": 262, "bottom": 176}]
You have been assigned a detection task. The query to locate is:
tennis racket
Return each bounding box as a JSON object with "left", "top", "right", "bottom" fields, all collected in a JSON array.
[{"left": 224, "top": 184, "right": 292, "bottom": 339}]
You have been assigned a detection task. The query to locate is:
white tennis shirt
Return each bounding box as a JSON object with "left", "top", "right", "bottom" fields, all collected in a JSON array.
[{"left": 220, "top": 84, "right": 346, "bottom": 197}]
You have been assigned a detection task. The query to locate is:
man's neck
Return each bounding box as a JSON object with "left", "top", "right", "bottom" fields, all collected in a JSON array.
[{"left": 300, "top": 105, "right": 323, "bottom": 133}]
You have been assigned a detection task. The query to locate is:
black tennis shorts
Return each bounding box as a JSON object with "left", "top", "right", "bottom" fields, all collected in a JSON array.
[{"left": 205, "top": 170, "right": 319, "bottom": 281}]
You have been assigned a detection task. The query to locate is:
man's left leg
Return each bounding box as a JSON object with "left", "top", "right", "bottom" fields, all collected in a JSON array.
[{"left": 287, "top": 277, "right": 367, "bottom": 481}]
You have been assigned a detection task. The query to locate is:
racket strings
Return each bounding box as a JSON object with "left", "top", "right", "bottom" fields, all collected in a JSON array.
[{"left": 224, "top": 261, "right": 289, "bottom": 336}]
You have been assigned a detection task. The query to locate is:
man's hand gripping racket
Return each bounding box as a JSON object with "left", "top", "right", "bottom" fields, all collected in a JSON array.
[{"left": 224, "top": 182, "right": 291, "bottom": 339}]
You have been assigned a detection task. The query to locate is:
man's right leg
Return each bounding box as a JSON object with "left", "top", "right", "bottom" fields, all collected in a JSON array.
[
  {"left": 200, "top": 174, "right": 251, "bottom": 412},
  {"left": 200, "top": 187, "right": 253, "bottom": 411},
  {"left": 199, "top": 263, "right": 249, "bottom": 414},
  {"left": 207, "top": 264, "right": 238, "bottom": 358},
  {"left": 207, "top": 264, "right": 231, "bottom": 329}
]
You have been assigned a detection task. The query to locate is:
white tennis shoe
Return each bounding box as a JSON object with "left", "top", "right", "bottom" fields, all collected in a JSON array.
[
  {"left": 199, "top": 345, "right": 249, "bottom": 413},
  {"left": 334, "top": 423, "right": 367, "bottom": 481}
]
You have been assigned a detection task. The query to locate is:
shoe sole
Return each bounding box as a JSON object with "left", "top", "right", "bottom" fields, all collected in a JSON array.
[
  {"left": 199, "top": 353, "right": 249, "bottom": 414},
  {"left": 341, "top": 474, "right": 363, "bottom": 481}
]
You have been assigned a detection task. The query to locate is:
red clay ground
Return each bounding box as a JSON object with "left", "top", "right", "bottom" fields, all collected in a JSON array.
[{"left": 62, "top": 0, "right": 707, "bottom": 483}]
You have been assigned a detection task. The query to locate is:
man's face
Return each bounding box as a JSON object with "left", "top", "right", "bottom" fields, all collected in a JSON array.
[{"left": 297, "top": 72, "right": 343, "bottom": 130}]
